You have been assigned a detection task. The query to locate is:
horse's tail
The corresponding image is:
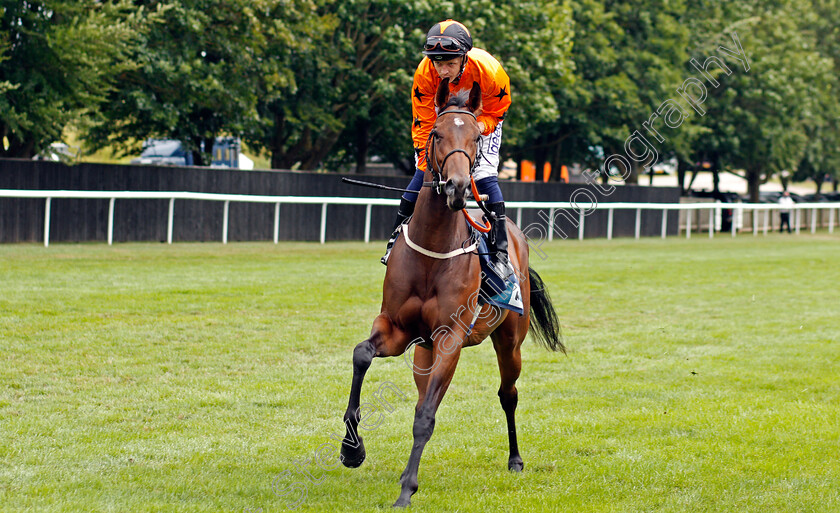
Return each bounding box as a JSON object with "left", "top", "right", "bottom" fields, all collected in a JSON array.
[{"left": 528, "top": 267, "right": 565, "bottom": 353}]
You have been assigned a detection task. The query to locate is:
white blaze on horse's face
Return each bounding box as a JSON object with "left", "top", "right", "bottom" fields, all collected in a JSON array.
[{"left": 434, "top": 110, "right": 479, "bottom": 212}]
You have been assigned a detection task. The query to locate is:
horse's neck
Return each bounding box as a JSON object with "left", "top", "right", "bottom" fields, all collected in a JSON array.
[{"left": 410, "top": 188, "right": 467, "bottom": 253}]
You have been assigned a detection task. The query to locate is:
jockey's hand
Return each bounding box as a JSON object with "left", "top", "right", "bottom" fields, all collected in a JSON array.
[{"left": 478, "top": 121, "right": 486, "bottom": 133}]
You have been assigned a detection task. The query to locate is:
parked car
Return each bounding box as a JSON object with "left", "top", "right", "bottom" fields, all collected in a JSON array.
[
  {"left": 802, "top": 193, "right": 831, "bottom": 202},
  {"left": 131, "top": 137, "right": 252, "bottom": 168},
  {"left": 755, "top": 191, "right": 804, "bottom": 203}
]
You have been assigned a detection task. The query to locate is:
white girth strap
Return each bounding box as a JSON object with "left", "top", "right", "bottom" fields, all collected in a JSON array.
[{"left": 401, "top": 222, "right": 478, "bottom": 260}]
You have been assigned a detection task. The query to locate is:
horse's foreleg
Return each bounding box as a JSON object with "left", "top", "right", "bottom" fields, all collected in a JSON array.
[
  {"left": 492, "top": 327, "right": 525, "bottom": 472},
  {"left": 341, "top": 314, "right": 406, "bottom": 468},
  {"left": 393, "top": 340, "right": 463, "bottom": 508}
]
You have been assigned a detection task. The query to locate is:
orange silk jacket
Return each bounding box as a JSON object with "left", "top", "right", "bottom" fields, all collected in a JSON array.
[{"left": 411, "top": 48, "right": 511, "bottom": 171}]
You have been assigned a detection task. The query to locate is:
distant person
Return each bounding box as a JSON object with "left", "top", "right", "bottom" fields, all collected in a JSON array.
[{"left": 778, "top": 191, "right": 794, "bottom": 233}]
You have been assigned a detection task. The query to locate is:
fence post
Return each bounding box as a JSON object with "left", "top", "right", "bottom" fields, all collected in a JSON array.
[
  {"left": 320, "top": 203, "right": 328, "bottom": 244},
  {"left": 731, "top": 207, "right": 737, "bottom": 237},
  {"left": 752, "top": 207, "right": 758, "bottom": 236},
  {"left": 578, "top": 210, "right": 585, "bottom": 241},
  {"left": 811, "top": 208, "right": 817, "bottom": 234},
  {"left": 44, "top": 197, "right": 51, "bottom": 247},
  {"left": 709, "top": 207, "right": 714, "bottom": 238},
  {"left": 274, "top": 202, "right": 280, "bottom": 244},
  {"left": 547, "top": 208, "right": 555, "bottom": 242},
  {"left": 167, "top": 198, "right": 175, "bottom": 244},
  {"left": 635, "top": 208, "right": 641, "bottom": 240},
  {"left": 364, "top": 204, "right": 372, "bottom": 244},
  {"left": 108, "top": 197, "right": 116, "bottom": 245},
  {"left": 222, "top": 200, "right": 230, "bottom": 244},
  {"left": 686, "top": 209, "right": 691, "bottom": 239},
  {"left": 795, "top": 209, "right": 801, "bottom": 235},
  {"left": 830, "top": 208, "right": 835, "bottom": 234},
  {"left": 763, "top": 209, "right": 769, "bottom": 235},
  {"left": 661, "top": 209, "right": 667, "bottom": 239},
  {"left": 516, "top": 207, "right": 522, "bottom": 227},
  {"left": 607, "top": 208, "right": 614, "bottom": 240}
]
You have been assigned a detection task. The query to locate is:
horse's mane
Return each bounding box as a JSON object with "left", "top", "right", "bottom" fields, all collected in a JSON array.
[{"left": 442, "top": 90, "right": 470, "bottom": 110}]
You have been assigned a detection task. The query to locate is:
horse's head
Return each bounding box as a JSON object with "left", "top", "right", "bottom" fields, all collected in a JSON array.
[{"left": 429, "top": 78, "right": 483, "bottom": 211}]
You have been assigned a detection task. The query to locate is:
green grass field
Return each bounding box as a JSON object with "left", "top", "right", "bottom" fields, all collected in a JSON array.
[{"left": 1, "top": 235, "right": 838, "bottom": 512}]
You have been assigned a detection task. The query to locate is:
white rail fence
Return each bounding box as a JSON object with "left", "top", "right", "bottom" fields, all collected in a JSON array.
[{"left": 1, "top": 189, "right": 838, "bottom": 247}]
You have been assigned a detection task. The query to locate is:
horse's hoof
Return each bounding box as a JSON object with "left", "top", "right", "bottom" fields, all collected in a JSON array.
[
  {"left": 508, "top": 456, "right": 524, "bottom": 472},
  {"left": 392, "top": 497, "right": 411, "bottom": 508},
  {"left": 340, "top": 439, "right": 366, "bottom": 468}
]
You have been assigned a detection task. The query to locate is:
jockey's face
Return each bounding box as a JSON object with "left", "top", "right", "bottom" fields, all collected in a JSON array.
[{"left": 432, "top": 58, "right": 462, "bottom": 81}]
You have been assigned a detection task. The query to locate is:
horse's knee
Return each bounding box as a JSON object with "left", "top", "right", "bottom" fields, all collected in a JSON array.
[
  {"left": 412, "top": 406, "right": 436, "bottom": 441},
  {"left": 498, "top": 387, "right": 518, "bottom": 411},
  {"left": 352, "top": 339, "right": 376, "bottom": 374}
]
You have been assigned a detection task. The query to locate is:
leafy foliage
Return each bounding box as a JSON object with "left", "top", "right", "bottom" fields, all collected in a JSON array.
[
  {"left": 0, "top": 0, "right": 144, "bottom": 158},
  {"left": 3, "top": 0, "right": 838, "bottom": 191}
]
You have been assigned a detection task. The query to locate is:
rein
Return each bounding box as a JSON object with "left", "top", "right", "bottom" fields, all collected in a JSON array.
[{"left": 425, "top": 108, "right": 492, "bottom": 234}]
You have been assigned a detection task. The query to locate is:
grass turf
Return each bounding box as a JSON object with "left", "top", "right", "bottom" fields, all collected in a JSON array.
[{"left": 1, "top": 235, "right": 838, "bottom": 512}]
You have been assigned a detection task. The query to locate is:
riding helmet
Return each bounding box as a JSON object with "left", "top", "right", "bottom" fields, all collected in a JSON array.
[{"left": 422, "top": 20, "right": 473, "bottom": 61}]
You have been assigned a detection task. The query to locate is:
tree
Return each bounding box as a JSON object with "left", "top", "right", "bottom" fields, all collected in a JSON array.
[
  {"left": 247, "top": 0, "right": 574, "bottom": 173},
  {"left": 793, "top": 0, "right": 840, "bottom": 195},
  {"left": 87, "top": 0, "right": 293, "bottom": 165},
  {"left": 687, "top": 0, "right": 833, "bottom": 202},
  {"left": 514, "top": 0, "right": 690, "bottom": 184},
  {"left": 0, "top": 0, "right": 145, "bottom": 158}
]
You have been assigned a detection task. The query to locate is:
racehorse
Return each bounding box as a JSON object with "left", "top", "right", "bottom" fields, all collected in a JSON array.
[{"left": 340, "top": 78, "right": 564, "bottom": 508}]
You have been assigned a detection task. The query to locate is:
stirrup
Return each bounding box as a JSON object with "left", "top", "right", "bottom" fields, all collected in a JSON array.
[
  {"left": 380, "top": 225, "right": 403, "bottom": 266},
  {"left": 487, "top": 254, "right": 516, "bottom": 282},
  {"left": 480, "top": 257, "right": 523, "bottom": 313}
]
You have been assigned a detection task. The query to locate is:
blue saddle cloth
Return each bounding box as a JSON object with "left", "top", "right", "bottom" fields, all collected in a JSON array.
[{"left": 476, "top": 233, "right": 524, "bottom": 315}]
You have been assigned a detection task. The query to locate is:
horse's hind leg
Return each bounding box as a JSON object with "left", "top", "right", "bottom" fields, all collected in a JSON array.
[
  {"left": 492, "top": 317, "right": 527, "bottom": 472},
  {"left": 340, "top": 313, "right": 408, "bottom": 468}
]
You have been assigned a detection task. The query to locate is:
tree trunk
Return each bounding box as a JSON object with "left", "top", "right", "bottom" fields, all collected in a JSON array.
[
  {"left": 747, "top": 168, "right": 761, "bottom": 203},
  {"left": 299, "top": 128, "right": 341, "bottom": 170},
  {"left": 355, "top": 119, "right": 368, "bottom": 174},
  {"left": 677, "top": 159, "right": 690, "bottom": 195},
  {"left": 534, "top": 135, "right": 547, "bottom": 182},
  {"left": 625, "top": 160, "right": 640, "bottom": 185},
  {"left": 687, "top": 168, "right": 700, "bottom": 190},
  {"left": 204, "top": 137, "right": 215, "bottom": 166}
]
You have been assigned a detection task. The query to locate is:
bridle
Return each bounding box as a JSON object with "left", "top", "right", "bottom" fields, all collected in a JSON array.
[
  {"left": 423, "top": 107, "right": 492, "bottom": 234},
  {"left": 425, "top": 109, "right": 481, "bottom": 194}
]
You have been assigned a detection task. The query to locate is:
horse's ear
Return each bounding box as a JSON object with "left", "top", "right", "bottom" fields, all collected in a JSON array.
[
  {"left": 435, "top": 78, "right": 451, "bottom": 109},
  {"left": 468, "top": 81, "right": 483, "bottom": 116}
]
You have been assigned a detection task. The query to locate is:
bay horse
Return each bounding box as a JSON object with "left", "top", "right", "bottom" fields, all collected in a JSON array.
[{"left": 340, "top": 78, "right": 564, "bottom": 508}]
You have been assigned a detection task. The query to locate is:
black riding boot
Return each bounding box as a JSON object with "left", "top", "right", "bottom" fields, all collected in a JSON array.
[
  {"left": 486, "top": 201, "right": 516, "bottom": 280},
  {"left": 380, "top": 197, "right": 416, "bottom": 265}
]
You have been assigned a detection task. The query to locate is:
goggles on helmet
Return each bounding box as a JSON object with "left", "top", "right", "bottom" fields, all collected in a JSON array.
[{"left": 424, "top": 36, "right": 464, "bottom": 53}]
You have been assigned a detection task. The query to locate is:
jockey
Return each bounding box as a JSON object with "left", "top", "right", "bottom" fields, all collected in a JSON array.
[{"left": 382, "top": 19, "right": 516, "bottom": 285}]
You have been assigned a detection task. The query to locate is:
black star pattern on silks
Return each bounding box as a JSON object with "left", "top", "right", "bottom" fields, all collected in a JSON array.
[
  {"left": 495, "top": 86, "right": 508, "bottom": 100},
  {"left": 413, "top": 117, "right": 422, "bottom": 128},
  {"left": 414, "top": 87, "right": 425, "bottom": 100}
]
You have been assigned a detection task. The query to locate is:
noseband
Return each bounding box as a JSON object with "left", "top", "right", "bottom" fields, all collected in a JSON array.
[{"left": 425, "top": 109, "right": 480, "bottom": 193}]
